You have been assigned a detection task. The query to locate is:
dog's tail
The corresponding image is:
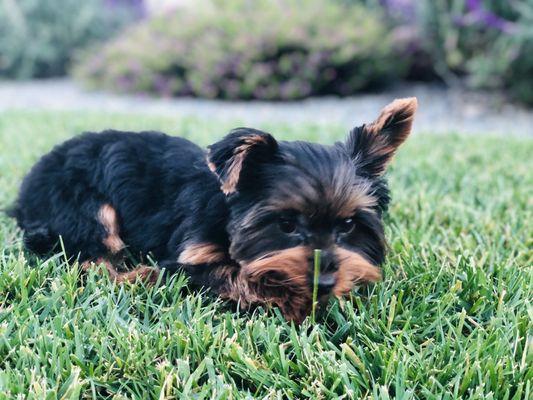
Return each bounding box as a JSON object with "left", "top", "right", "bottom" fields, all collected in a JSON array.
[
  {"left": 3, "top": 203, "right": 55, "bottom": 254},
  {"left": 3, "top": 202, "right": 52, "bottom": 258},
  {"left": 22, "top": 227, "right": 56, "bottom": 255}
]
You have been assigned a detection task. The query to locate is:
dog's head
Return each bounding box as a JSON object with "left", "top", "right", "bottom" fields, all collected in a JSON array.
[{"left": 207, "top": 98, "right": 417, "bottom": 321}]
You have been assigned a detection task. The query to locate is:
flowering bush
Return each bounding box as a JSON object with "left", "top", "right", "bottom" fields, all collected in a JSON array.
[
  {"left": 0, "top": 0, "right": 138, "bottom": 79},
  {"left": 462, "top": 1, "right": 533, "bottom": 105},
  {"left": 74, "top": 0, "right": 404, "bottom": 100},
  {"left": 374, "top": 0, "right": 533, "bottom": 104}
]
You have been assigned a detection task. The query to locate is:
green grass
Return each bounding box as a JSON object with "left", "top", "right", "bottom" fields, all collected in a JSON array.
[{"left": 0, "top": 111, "right": 531, "bottom": 399}]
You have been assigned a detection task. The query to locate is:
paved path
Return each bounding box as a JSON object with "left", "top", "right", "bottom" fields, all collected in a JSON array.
[{"left": 0, "top": 79, "right": 531, "bottom": 136}]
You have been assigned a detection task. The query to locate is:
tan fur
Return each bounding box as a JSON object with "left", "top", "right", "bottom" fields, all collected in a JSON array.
[
  {"left": 364, "top": 97, "right": 418, "bottom": 175},
  {"left": 367, "top": 97, "right": 417, "bottom": 138},
  {"left": 241, "top": 246, "right": 309, "bottom": 286},
  {"left": 207, "top": 160, "right": 217, "bottom": 173},
  {"left": 98, "top": 204, "right": 125, "bottom": 254},
  {"left": 114, "top": 265, "right": 159, "bottom": 284},
  {"left": 220, "top": 148, "right": 246, "bottom": 195},
  {"left": 239, "top": 246, "right": 312, "bottom": 322},
  {"left": 220, "top": 134, "right": 267, "bottom": 195},
  {"left": 214, "top": 265, "right": 259, "bottom": 303},
  {"left": 81, "top": 258, "right": 159, "bottom": 284},
  {"left": 209, "top": 247, "right": 312, "bottom": 323},
  {"left": 338, "top": 187, "right": 378, "bottom": 216},
  {"left": 267, "top": 179, "right": 378, "bottom": 218},
  {"left": 333, "top": 247, "right": 382, "bottom": 296},
  {"left": 178, "top": 243, "right": 226, "bottom": 265}
]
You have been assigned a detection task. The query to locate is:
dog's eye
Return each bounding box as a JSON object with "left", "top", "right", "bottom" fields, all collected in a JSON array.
[
  {"left": 338, "top": 218, "right": 355, "bottom": 234},
  {"left": 278, "top": 218, "right": 297, "bottom": 234}
]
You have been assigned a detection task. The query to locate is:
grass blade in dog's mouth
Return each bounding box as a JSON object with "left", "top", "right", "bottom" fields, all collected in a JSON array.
[{"left": 311, "top": 249, "right": 321, "bottom": 323}]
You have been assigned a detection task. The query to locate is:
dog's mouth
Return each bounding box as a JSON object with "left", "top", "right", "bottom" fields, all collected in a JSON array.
[
  {"left": 237, "top": 246, "right": 381, "bottom": 323},
  {"left": 241, "top": 245, "right": 381, "bottom": 296},
  {"left": 306, "top": 271, "right": 337, "bottom": 296},
  {"left": 253, "top": 271, "right": 336, "bottom": 301}
]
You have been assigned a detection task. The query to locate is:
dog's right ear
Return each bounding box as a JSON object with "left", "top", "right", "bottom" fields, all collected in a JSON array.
[
  {"left": 207, "top": 128, "right": 278, "bottom": 195},
  {"left": 345, "top": 97, "right": 417, "bottom": 177}
]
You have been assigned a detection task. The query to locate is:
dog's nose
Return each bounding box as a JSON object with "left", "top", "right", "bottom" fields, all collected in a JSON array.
[
  {"left": 321, "top": 251, "right": 338, "bottom": 273},
  {"left": 317, "top": 273, "right": 336, "bottom": 294}
]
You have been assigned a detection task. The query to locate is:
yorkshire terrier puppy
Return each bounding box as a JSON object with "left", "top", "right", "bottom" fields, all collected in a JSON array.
[{"left": 10, "top": 98, "right": 417, "bottom": 322}]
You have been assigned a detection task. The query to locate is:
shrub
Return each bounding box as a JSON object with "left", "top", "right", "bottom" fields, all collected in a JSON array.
[
  {"left": 398, "top": 0, "right": 533, "bottom": 105},
  {"left": 74, "top": 0, "right": 405, "bottom": 100},
  {"left": 414, "top": 1, "right": 519, "bottom": 74},
  {"left": 505, "top": 40, "right": 533, "bottom": 105},
  {"left": 0, "top": 0, "right": 137, "bottom": 79},
  {"left": 465, "top": 4, "right": 533, "bottom": 106}
]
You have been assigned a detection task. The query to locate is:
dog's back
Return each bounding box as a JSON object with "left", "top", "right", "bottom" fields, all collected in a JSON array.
[{"left": 11, "top": 130, "right": 221, "bottom": 262}]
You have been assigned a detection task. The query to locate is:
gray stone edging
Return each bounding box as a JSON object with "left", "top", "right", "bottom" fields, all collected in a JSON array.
[{"left": 0, "top": 79, "right": 531, "bottom": 137}]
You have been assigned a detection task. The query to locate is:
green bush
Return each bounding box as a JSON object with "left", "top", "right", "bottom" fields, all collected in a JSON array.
[
  {"left": 467, "top": 17, "right": 533, "bottom": 105},
  {"left": 505, "top": 40, "right": 533, "bottom": 105},
  {"left": 414, "top": 0, "right": 533, "bottom": 105},
  {"left": 0, "top": 0, "right": 134, "bottom": 79},
  {"left": 74, "top": 0, "right": 405, "bottom": 100}
]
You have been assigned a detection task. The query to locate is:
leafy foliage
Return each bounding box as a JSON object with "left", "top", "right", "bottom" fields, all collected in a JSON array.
[
  {"left": 74, "top": 0, "right": 404, "bottom": 100},
  {"left": 345, "top": 0, "right": 533, "bottom": 104},
  {"left": 392, "top": 0, "right": 533, "bottom": 104},
  {"left": 466, "top": 10, "right": 533, "bottom": 106},
  {"left": 0, "top": 0, "right": 136, "bottom": 79},
  {"left": 1, "top": 111, "right": 531, "bottom": 398}
]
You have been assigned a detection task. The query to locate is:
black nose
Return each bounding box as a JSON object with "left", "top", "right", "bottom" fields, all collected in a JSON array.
[
  {"left": 321, "top": 251, "right": 338, "bottom": 273},
  {"left": 317, "top": 273, "right": 336, "bottom": 294}
]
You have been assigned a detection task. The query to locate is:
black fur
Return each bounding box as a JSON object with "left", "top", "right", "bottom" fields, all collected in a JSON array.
[{"left": 12, "top": 131, "right": 232, "bottom": 281}]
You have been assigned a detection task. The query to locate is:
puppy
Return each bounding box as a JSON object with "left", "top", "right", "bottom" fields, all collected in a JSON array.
[{"left": 10, "top": 98, "right": 417, "bottom": 322}]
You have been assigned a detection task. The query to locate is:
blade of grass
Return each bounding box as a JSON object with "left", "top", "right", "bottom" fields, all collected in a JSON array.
[{"left": 311, "top": 249, "right": 321, "bottom": 323}]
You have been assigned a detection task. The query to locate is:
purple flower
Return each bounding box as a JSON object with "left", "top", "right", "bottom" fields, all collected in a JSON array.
[
  {"left": 463, "top": 0, "right": 516, "bottom": 34},
  {"left": 104, "top": 0, "right": 146, "bottom": 19},
  {"left": 380, "top": 0, "right": 416, "bottom": 22},
  {"left": 153, "top": 75, "right": 173, "bottom": 97},
  {"left": 117, "top": 75, "right": 135, "bottom": 91}
]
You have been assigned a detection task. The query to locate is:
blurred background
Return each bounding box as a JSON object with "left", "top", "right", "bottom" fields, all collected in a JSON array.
[{"left": 0, "top": 0, "right": 532, "bottom": 135}]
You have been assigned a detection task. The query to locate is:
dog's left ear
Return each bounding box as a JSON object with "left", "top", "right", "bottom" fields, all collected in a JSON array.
[
  {"left": 207, "top": 128, "right": 278, "bottom": 195},
  {"left": 345, "top": 97, "right": 417, "bottom": 177}
]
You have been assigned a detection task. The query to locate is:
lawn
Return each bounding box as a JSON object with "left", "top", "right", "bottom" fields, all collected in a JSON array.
[{"left": 0, "top": 111, "right": 531, "bottom": 399}]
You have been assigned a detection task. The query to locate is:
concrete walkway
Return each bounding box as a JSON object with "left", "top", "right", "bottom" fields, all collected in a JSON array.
[{"left": 0, "top": 79, "right": 531, "bottom": 136}]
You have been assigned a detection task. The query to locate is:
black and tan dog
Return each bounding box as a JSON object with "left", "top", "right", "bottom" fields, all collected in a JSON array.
[{"left": 9, "top": 98, "right": 417, "bottom": 322}]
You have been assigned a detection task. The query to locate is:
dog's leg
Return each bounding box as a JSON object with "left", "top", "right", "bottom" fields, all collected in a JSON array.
[
  {"left": 114, "top": 265, "right": 159, "bottom": 284},
  {"left": 80, "top": 203, "right": 159, "bottom": 284},
  {"left": 81, "top": 258, "right": 159, "bottom": 284}
]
